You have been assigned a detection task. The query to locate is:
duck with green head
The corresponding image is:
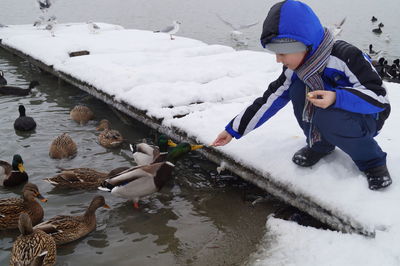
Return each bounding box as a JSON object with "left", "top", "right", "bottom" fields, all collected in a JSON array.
[
  {"left": 0, "top": 154, "right": 28, "bottom": 187},
  {"left": 130, "top": 134, "right": 177, "bottom": 165},
  {"left": 99, "top": 142, "right": 203, "bottom": 208}
]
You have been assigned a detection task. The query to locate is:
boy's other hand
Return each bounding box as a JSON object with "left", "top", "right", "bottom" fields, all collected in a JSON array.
[
  {"left": 210, "top": 130, "right": 233, "bottom": 146},
  {"left": 307, "top": 90, "right": 336, "bottom": 109}
]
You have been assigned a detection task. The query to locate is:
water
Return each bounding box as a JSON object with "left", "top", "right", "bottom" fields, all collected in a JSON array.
[
  {"left": 0, "top": 47, "right": 303, "bottom": 265},
  {"left": 1, "top": 0, "right": 399, "bottom": 60}
]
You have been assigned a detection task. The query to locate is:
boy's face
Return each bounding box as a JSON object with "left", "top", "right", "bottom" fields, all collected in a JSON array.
[{"left": 275, "top": 51, "right": 307, "bottom": 70}]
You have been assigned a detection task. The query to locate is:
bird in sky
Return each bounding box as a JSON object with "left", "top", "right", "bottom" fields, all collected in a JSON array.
[
  {"left": 332, "top": 17, "right": 346, "bottom": 37},
  {"left": 37, "top": 0, "right": 51, "bottom": 12},
  {"left": 154, "top": 20, "right": 181, "bottom": 40},
  {"left": 215, "top": 13, "right": 258, "bottom": 45}
]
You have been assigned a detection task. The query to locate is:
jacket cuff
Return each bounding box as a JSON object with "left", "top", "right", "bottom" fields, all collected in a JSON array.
[
  {"left": 225, "top": 124, "right": 242, "bottom": 139},
  {"left": 333, "top": 88, "right": 342, "bottom": 109}
]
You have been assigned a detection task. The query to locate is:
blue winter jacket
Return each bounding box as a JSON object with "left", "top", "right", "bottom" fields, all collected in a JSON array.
[{"left": 225, "top": 0, "right": 390, "bottom": 139}]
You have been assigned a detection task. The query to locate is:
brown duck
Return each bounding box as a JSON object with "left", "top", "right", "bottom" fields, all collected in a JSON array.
[
  {"left": 97, "top": 119, "right": 124, "bottom": 148},
  {"left": 49, "top": 133, "right": 77, "bottom": 159},
  {"left": 70, "top": 105, "right": 94, "bottom": 125},
  {"left": 33, "top": 195, "right": 110, "bottom": 245},
  {"left": 44, "top": 166, "right": 130, "bottom": 189},
  {"left": 0, "top": 183, "right": 47, "bottom": 230},
  {"left": 10, "top": 213, "right": 57, "bottom": 266}
]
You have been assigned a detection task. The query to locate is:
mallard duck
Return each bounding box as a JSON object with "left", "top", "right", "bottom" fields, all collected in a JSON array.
[
  {"left": 33, "top": 195, "right": 109, "bottom": 245},
  {"left": 43, "top": 166, "right": 130, "bottom": 189},
  {"left": 0, "top": 70, "right": 7, "bottom": 85},
  {"left": 10, "top": 213, "right": 57, "bottom": 266},
  {"left": 70, "top": 105, "right": 94, "bottom": 125},
  {"left": 0, "top": 183, "right": 47, "bottom": 230},
  {"left": 99, "top": 142, "right": 203, "bottom": 208},
  {"left": 0, "top": 154, "right": 28, "bottom": 187},
  {"left": 49, "top": 133, "right": 77, "bottom": 159},
  {"left": 0, "top": 80, "right": 39, "bottom": 96},
  {"left": 372, "top": 25, "right": 382, "bottom": 34},
  {"left": 14, "top": 104, "right": 37, "bottom": 131},
  {"left": 96, "top": 119, "right": 124, "bottom": 148},
  {"left": 130, "top": 135, "right": 177, "bottom": 165}
]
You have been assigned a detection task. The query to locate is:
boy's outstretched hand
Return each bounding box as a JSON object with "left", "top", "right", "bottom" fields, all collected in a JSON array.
[
  {"left": 210, "top": 130, "right": 233, "bottom": 146},
  {"left": 307, "top": 90, "right": 336, "bottom": 109}
]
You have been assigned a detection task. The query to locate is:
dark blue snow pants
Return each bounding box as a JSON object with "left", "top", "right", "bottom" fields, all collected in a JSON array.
[{"left": 289, "top": 79, "right": 386, "bottom": 171}]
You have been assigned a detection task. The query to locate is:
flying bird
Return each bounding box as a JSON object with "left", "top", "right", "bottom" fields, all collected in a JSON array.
[
  {"left": 154, "top": 20, "right": 181, "bottom": 40},
  {"left": 332, "top": 17, "right": 346, "bottom": 37},
  {"left": 215, "top": 14, "right": 258, "bottom": 45},
  {"left": 37, "top": 0, "right": 51, "bottom": 12}
]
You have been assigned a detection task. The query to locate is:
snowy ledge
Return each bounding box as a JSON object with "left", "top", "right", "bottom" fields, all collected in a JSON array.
[{"left": 1, "top": 23, "right": 399, "bottom": 238}]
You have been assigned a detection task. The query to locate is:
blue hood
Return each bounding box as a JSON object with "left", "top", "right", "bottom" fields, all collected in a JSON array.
[{"left": 260, "top": 0, "right": 324, "bottom": 55}]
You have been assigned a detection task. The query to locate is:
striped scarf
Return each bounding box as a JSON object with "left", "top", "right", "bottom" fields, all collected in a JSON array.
[{"left": 295, "top": 28, "right": 334, "bottom": 147}]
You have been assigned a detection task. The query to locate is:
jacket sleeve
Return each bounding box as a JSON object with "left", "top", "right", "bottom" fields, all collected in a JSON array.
[
  {"left": 330, "top": 41, "right": 390, "bottom": 115},
  {"left": 225, "top": 68, "right": 292, "bottom": 139}
]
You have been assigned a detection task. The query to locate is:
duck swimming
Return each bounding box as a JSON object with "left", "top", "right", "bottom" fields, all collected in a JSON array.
[
  {"left": 70, "top": 105, "right": 94, "bottom": 125},
  {"left": 97, "top": 119, "right": 124, "bottom": 149},
  {"left": 99, "top": 142, "right": 203, "bottom": 208},
  {"left": 130, "top": 135, "right": 177, "bottom": 165},
  {"left": 10, "top": 213, "right": 57, "bottom": 266},
  {"left": 14, "top": 104, "right": 37, "bottom": 131},
  {"left": 0, "top": 154, "right": 28, "bottom": 187},
  {"left": 0, "top": 183, "right": 47, "bottom": 230},
  {"left": 49, "top": 133, "right": 77, "bottom": 159},
  {"left": 372, "top": 25, "right": 382, "bottom": 34},
  {"left": 44, "top": 166, "right": 129, "bottom": 189},
  {"left": 0, "top": 80, "right": 39, "bottom": 96},
  {"left": 33, "top": 195, "right": 109, "bottom": 245},
  {"left": 0, "top": 70, "right": 7, "bottom": 85}
]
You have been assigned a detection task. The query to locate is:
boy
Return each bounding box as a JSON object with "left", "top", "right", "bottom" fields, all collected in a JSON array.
[{"left": 211, "top": 0, "right": 392, "bottom": 190}]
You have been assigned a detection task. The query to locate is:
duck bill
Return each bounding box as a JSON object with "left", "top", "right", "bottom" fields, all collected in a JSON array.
[
  {"left": 191, "top": 144, "right": 204, "bottom": 150},
  {"left": 103, "top": 203, "right": 111, "bottom": 209},
  {"left": 18, "top": 163, "right": 25, "bottom": 173},
  {"left": 37, "top": 194, "right": 48, "bottom": 203},
  {"left": 167, "top": 139, "right": 177, "bottom": 147}
]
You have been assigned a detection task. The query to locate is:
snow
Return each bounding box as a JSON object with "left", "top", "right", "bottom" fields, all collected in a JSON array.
[{"left": 1, "top": 23, "right": 399, "bottom": 266}]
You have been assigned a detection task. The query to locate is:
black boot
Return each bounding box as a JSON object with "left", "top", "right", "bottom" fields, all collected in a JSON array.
[
  {"left": 364, "top": 165, "right": 392, "bottom": 190},
  {"left": 292, "top": 146, "right": 333, "bottom": 167}
]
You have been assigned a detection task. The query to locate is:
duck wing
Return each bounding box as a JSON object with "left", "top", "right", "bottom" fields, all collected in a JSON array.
[
  {"left": 105, "top": 163, "right": 163, "bottom": 187},
  {"left": 34, "top": 215, "right": 81, "bottom": 234},
  {"left": 0, "top": 198, "right": 25, "bottom": 218}
]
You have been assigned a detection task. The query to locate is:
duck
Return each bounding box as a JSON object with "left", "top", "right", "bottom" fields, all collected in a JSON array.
[
  {"left": 98, "top": 142, "right": 203, "bottom": 208},
  {"left": 70, "top": 105, "right": 94, "bottom": 125},
  {"left": 43, "top": 166, "right": 130, "bottom": 189},
  {"left": 130, "top": 135, "right": 177, "bottom": 165},
  {"left": 371, "top": 16, "right": 377, "bottom": 22},
  {"left": 368, "top": 44, "right": 380, "bottom": 56},
  {"left": 0, "top": 80, "right": 39, "bottom": 96},
  {"left": 378, "top": 22, "right": 384, "bottom": 28},
  {"left": 0, "top": 183, "right": 47, "bottom": 230},
  {"left": 0, "top": 154, "right": 28, "bottom": 187},
  {"left": 0, "top": 70, "right": 7, "bottom": 85},
  {"left": 14, "top": 104, "right": 37, "bottom": 131},
  {"left": 49, "top": 133, "right": 77, "bottom": 159},
  {"left": 33, "top": 195, "right": 109, "bottom": 245},
  {"left": 97, "top": 119, "right": 124, "bottom": 148},
  {"left": 10, "top": 213, "right": 56, "bottom": 266},
  {"left": 372, "top": 25, "right": 382, "bottom": 34}
]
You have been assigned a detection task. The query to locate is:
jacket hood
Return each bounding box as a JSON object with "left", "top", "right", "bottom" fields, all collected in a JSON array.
[{"left": 260, "top": 0, "right": 324, "bottom": 55}]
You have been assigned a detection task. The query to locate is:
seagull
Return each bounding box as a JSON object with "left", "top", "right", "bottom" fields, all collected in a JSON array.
[
  {"left": 45, "top": 15, "right": 57, "bottom": 37},
  {"left": 215, "top": 13, "right": 258, "bottom": 41},
  {"left": 37, "top": 0, "right": 51, "bottom": 12},
  {"left": 332, "top": 17, "right": 346, "bottom": 37},
  {"left": 33, "top": 16, "right": 45, "bottom": 27},
  {"left": 154, "top": 20, "right": 181, "bottom": 40},
  {"left": 87, "top": 21, "right": 100, "bottom": 34}
]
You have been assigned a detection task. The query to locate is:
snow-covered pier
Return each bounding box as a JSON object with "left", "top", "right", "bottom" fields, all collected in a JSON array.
[{"left": 1, "top": 23, "right": 399, "bottom": 239}]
